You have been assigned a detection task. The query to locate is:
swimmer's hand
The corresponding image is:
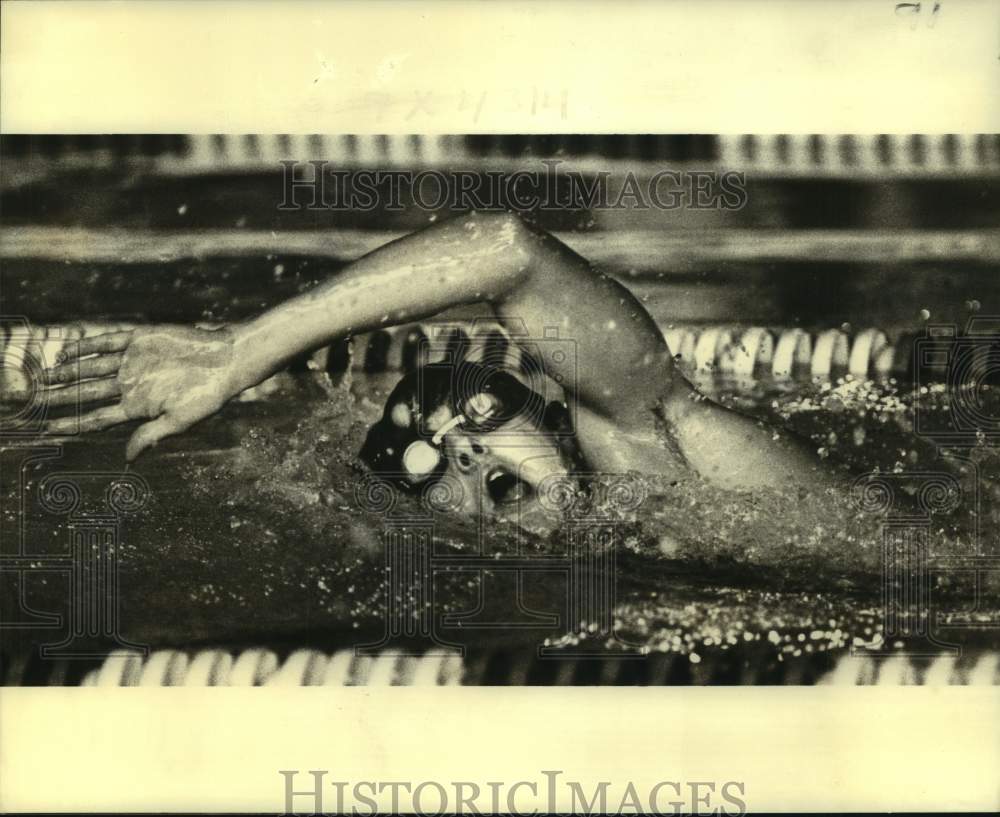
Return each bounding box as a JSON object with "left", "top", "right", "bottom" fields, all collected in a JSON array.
[{"left": 40, "top": 325, "right": 244, "bottom": 461}]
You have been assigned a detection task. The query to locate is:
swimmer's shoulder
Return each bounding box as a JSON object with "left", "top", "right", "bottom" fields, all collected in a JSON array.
[{"left": 573, "top": 402, "right": 687, "bottom": 478}]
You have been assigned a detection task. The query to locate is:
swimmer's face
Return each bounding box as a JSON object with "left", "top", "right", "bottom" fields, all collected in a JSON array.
[
  {"left": 364, "top": 368, "right": 575, "bottom": 535},
  {"left": 434, "top": 403, "right": 571, "bottom": 535},
  {"left": 360, "top": 364, "right": 573, "bottom": 533}
]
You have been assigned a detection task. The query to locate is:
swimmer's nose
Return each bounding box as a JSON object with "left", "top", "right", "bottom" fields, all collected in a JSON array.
[
  {"left": 455, "top": 436, "right": 566, "bottom": 487},
  {"left": 445, "top": 435, "right": 481, "bottom": 472},
  {"left": 444, "top": 433, "right": 568, "bottom": 503}
]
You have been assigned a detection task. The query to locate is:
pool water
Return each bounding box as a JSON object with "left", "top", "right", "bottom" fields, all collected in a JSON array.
[
  {"left": 3, "top": 345, "right": 1000, "bottom": 679},
  {"left": 3, "top": 144, "right": 998, "bottom": 682},
  {"left": 155, "top": 375, "right": 1000, "bottom": 628}
]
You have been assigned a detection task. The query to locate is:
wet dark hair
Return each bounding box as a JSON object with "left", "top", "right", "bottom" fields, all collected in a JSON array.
[{"left": 358, "top": 360, "right": 572, "bottom": 491}]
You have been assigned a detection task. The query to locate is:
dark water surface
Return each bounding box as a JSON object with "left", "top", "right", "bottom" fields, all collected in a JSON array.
[{"left": 6, "top": 371, "right": 997, "bottom": 676}]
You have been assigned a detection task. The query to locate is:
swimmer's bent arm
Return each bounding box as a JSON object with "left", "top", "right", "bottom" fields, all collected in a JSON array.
[
  {"left": 43, "top": 210, "right": 843, "bottom": 491},
  {"left": 232, "top": 210, "right": 842, "bottom": 490},
  {"left": 44, "top": 211, "right": 655, "bottom": 461},
  {"left": 231, "top": 210, "right": 679, "bottom": 424}
]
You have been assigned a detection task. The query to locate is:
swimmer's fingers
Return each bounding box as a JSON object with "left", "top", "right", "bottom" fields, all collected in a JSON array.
[
  {"left": 45, "top": 352, "right": 124, "bottom": 385},
  {"left": 1, "top": 373, "right": 121, "bottom": 406},
  {"left": 55, "top": 331, "right": 134, "bottom": 363},
  {"left": 42, "top": 404, "right": 130, "bottom": 435},
  {"left": 41, "top": 378, "right": 123, "bottom": 407},
  {"left": 126, "top": 415, "right": 184, "bottom": 462}
]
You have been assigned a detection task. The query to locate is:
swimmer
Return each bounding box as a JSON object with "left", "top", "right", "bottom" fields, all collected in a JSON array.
[{"left": 41, "top": 211, "right": 845, "bottom": 526}]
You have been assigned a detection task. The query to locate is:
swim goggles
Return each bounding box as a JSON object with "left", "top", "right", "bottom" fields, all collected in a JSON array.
[{"left": 401, "top": 392, "right": 502, "bottom": 481}]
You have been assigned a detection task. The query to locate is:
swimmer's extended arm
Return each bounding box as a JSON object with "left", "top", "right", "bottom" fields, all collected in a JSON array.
[
  {"left": 43, "top": 210, "right": 841, "bottom": 490},
  {"left": 233, "top": 211, "right": 839, "bottom": 489},
  {"left": 234, "top": 211, "right": 679, "bottom": 426}
]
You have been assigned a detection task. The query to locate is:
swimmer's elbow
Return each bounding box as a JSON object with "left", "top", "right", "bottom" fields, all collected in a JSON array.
[
  {"left": 469, "top": 208, "right": 528, "bottom": 236},
  {"left": 458, "top": 210, "right": 569, "bottom": 294},
  {"left": 466, "top": 210, "right": 536, "bottom": 264}
]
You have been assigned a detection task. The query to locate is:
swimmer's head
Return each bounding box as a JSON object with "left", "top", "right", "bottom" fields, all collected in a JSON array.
[{"left": 359, "top": 360, "right": 577, "bottom": 530}]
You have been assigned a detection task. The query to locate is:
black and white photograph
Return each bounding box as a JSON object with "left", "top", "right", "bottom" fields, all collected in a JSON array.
[
  {"left": 1, "top": 1, "right": 998, "bottom": 814},
  {"left": 5, "top": 134, "right": 999, "bottom": 689}
]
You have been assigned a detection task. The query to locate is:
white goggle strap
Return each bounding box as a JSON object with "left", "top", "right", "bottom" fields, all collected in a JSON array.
[{"left": 431, "top": 413, "right": 467, "bottom": 446}]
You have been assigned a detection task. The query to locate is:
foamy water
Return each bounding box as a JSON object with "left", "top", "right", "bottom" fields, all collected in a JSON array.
[{"left": 179, "top": 371, "right": 998, "bottom": 659}]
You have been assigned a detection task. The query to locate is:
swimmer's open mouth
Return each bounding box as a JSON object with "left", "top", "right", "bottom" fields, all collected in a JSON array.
[{"left": 486, "top": 468, "right": 533, "bottom": 506}]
